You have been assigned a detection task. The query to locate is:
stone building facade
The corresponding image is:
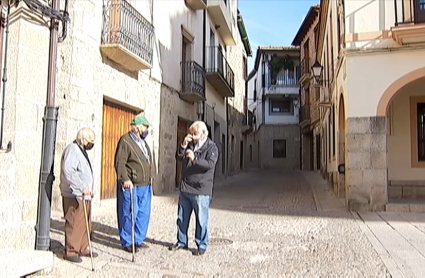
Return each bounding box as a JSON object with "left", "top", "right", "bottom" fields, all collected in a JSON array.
[
  {"left": 292, "top": 5, "right": 321, "bottom": 172},
  {"left": 315, "top": 0, "right": 425, "bottom": 211},
  {"left": 0, "top": 0, "right": 250, "bottom": 253}
]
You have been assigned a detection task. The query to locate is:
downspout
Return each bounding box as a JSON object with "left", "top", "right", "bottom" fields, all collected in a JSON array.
[
  {"left": 35, "top": 0, "right": 60, "bottom": 251},
  {"left": 226, "top": 97, "right": 229, "bottom": 176},
  {"left": 202, "top": 8, "right": 206, "bottom": 122},
  {"left": 0, "top": 4, "right": 11, "bottom": 153}
]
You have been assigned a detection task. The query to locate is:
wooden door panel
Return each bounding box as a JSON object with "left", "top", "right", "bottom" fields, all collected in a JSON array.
[{"left": 101, "top": 101, "right": 137, "bottom": 199}]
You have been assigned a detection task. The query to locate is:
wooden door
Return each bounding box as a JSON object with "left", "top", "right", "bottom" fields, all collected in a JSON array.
[
  {"left": 101, "top": 101, "right": 137, "bottom": 199},
  {"left": 416, "top": 0, "right": 425, "bottom": 22},
  {"left": 175, "top": 118, "right": 190, "bottom": 188}
]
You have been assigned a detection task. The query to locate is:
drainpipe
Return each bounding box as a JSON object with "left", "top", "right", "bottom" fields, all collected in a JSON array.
[
  {"left": 226, "top": 97, "right": 229, "bottom": 176},
  {"left": 35, "top": 0, "right": 60, "bottom": 251},
  {"left": 0, "top": 4, "right": 11, "bottom": 153},
  {"left": 202, "top": 8, "right": 206, "bottom": 122}
]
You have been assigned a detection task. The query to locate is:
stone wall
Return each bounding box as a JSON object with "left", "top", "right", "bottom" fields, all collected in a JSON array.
[
  {"left": 258, "top": 124, "right": 300, "bottom": 169},
  {"left": 346, "top": 117, "right": 388, "bottom": 211}
]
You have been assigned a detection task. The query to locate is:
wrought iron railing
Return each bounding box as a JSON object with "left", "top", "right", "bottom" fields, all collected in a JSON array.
[
  {"left": 269, "top": 69, "right": 300, "bottom": 87},
  {"left": 206, "top": 46, "right": 235, "bottom": 91},
  {"left": 101, "top": 0, "right": 154, "bottom": 65},
  {"left": 394, "top": 0, "right": 425, "bottom": 26},
  {"left": 300, "top": 104, "right": 311, "bottom": 122},
  {"left": 182, "top": 61, "right": 206, "bottom": 98}
]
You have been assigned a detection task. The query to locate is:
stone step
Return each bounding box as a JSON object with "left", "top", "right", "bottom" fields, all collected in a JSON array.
[
  {"left": 0, "top": 250, "right": 53, "bottom": 277},
  {"left": 386, "top": 200, "right": 425, "bottom": 213}
]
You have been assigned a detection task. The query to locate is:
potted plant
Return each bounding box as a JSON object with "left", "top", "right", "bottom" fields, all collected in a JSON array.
[{"left": 269, "top": 54, "right": 294, "bottom": 85}]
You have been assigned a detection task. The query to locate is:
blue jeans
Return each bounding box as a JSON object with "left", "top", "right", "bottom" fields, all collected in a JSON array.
[
  {"left": 177, "top": 192, "right": 211, "bottom": 250},
  {"left": 117, "top": 183, "right": 152, "bottom": 248}
]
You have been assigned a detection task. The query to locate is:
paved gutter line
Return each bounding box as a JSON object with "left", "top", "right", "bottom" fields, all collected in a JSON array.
[
  {"left": 351, "top": 211, "right": 404, "bottom": 278},
  {"left": 303, "top": 172, "right": 323, "bottom": 212}
]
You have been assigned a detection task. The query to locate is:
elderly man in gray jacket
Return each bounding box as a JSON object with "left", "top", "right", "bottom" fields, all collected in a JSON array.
[{"left": 60, "top": 127, "right": 98, "bottom": 263}]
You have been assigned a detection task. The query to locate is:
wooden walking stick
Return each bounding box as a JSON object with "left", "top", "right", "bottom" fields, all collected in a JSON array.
[{"left": 82, "top": 197, "right": 95, "bottom": 271}]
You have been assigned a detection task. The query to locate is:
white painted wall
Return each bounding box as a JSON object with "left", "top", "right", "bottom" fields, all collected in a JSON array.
[
  {"left": 388, "top": 78, "right": 425, "bottom": 181},
  {"left": 346, "top": 50, "right": 425, "bottom": 117}
]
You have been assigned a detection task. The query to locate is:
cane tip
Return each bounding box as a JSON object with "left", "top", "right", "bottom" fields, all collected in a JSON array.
[{"left": 92, "top": 268, "right": 95, "bottom": 271}]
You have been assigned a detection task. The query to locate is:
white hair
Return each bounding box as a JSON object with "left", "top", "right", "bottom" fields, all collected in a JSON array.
[
  {"left": 189, "top": 121, "right": 208, "bottom": 136},
  {"left": 76, "top": 127, "right": 95, "bottom": 143}
]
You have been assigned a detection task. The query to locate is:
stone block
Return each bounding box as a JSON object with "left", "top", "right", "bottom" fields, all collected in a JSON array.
[
  {"left": 347, "top": 117, "right": 371, "bottom": 134},
  {"left": 22, "top": 199, "right": 38, "bottom": 222},
  {"left": 347, "top": 152, "right": 370, "bottom": 170},
  {"left": 0, "top": 153, "right": 15, "bottom": 172},
  {"left": 409, "top": 204, "right": 425, "bottom": 213},
  {"left": 371, "top": 186, "right": 387, "bottom": 205},
  {"left": 348, "top": 201, "right": 371, "bottom": 211},
  {"left": 348, "top": 185, "right": 371, "bottom": 204},
  {"left": 346, "top": 134, "right": 363, "bottom": 152},
  {"left": 15, "top": 165, "right": 40, "bottom": 198},
  {"left": 402, "top": 186, "right": 417, "bottom": 199},
  {"left": 370, "top": 134, "right": 387, "bottom": 152},
  {"left": 385, "top": 203, "right": 410, "bottom": 212},
  {"left": 0, "top": 174, "right": 13, "bottom": 203},
  {"left": 362, "top": 169, "right": 387, "bottom": 187},
  {"left": 417, "top": 187, "right": 425, "bottom": 198},
  {"left": 371, "top": 151, "right": 387, "bottom": 169},
  {"left": 0, "top": 200, "right": 23, "bottom": 225},
  {"left": 388, "top": 186, "right": 402, "bottom": 198},
  {"left": 370, "top": 116, "right": 387, "bottom": 135}
]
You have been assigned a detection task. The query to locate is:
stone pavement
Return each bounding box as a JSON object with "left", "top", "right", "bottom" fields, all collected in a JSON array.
[{"left": 39, "top": 170, "right": 425, "bottom": 277}]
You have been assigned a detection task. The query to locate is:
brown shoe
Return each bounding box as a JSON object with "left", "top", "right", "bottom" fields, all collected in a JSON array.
[
  {"left": 63, "top": 255, "right": 82, "bottom": 263},
  {"left": 80, "top": 252, "right": 99, "bottom": 258}
]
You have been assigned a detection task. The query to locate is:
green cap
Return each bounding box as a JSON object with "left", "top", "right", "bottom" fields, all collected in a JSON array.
[{"left": 130, "top": 115, "right": 150, "bottom": 127}]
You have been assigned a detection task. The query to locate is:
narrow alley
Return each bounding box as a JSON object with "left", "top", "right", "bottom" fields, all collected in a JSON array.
[{"left": 46, "top": 170, "right": 425, "bottom": 277}]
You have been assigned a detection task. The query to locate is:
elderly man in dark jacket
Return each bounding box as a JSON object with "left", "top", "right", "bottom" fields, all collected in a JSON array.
[{"left": 169, "top": 120, "right": 218, "bottom": 256}]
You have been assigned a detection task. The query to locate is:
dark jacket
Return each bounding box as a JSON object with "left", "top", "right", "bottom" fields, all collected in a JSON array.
[
  {"left": 114, "top": 132, "right": 152, "bottom": 186},
  {"left": 176, "top": 138, "right": 218, "bottom": 196}
]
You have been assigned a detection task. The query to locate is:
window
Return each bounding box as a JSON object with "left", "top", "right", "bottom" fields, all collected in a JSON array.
[
  {"left": 254, "top": 79, "right": 257, "bottom": 101},
  {"left": 417, "top": 102, "right": 425, "bottom": 161},
  {"left": 270, "top": 99, "right": 292, "bottom": 114},
  {"left": 332, "top": 105, "right": 335, "bottom": 157},
  {"left": 242, "top": 56, "right": 247, "bottom": 80},
  {"left": 261, "top": 60, "right": 266, "bottom": 88},
  {"left": 273, "top": 140, "right": 287, "bottom": 158},
  {"left": 250, "top": 145, "right": 253, "bottom": 161},
  {"left": 420, "top": 0, "right": 425, "bottom": 10}
]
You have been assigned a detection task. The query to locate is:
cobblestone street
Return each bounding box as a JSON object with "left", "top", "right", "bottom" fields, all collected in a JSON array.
[{"left": 49, "top": 170, "right": 390, "bottom": 277}]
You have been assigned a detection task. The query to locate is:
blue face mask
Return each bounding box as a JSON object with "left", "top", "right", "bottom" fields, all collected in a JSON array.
[{"left": 141, "top": 130, "right": 149, "bottom": 139}]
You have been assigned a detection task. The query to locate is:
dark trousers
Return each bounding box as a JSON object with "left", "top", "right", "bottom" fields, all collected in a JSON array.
[{"left": 62, "top": 197, "right": 92, "bottom": 257}]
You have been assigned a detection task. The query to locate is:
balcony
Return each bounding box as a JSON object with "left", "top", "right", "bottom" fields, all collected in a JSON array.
[
  {"left": 180, "top": 61, "right": 206, "bottom": 103},
  {"left": 392, "top": 0, "right": 425, "bottom": 44},
  {"left": 100, "top": 0, "right": 154, "bottom": 71},
  {"left": 264, "top": 69, "right": 300, "bottom": 96},
  {"left": 185, "top": 0, "right": 207, "bottom": 10},
  {"left": 207, "top": 0, "right": 236, "bottom": 45},
  {"left": 206, "top": 46, "right": 235, "bottom": 98}
]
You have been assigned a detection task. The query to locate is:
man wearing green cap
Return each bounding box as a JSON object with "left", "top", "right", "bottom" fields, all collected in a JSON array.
[{"left": 114, "top": 115, "right": 153, "bottom": 253}]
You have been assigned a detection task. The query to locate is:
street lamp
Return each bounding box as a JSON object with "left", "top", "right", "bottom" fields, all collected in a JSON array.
[
  {"left": 293, "top": 98, "right": 299, "bottom": 109},
  {"left": 311, "top": 60, "right": 323, "bottom": 84}
]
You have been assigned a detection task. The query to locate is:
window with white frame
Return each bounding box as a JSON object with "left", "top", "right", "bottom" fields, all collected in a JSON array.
[{"left": 270, "top": 99, "right": 293, "bottom": 114}]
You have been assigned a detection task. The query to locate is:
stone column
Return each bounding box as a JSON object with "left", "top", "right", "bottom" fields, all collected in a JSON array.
[{"left": 346, "top": 117, "right": 387, "bottom": 211}]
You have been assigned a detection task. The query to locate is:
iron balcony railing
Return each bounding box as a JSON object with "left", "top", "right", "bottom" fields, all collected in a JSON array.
[
  {"left": 268, "top": 68, "right": 300, "bottom": 87},
  {"left": 101, "top": 0, "right": 154, "bottom": 65},
  {"left": 206, "top": 46, "right": 235, "bottom": 91},
  {"left": 394, "top": 0, "right": 425, "bottom": 26},
  {"left": 182, "top": 61, "right": 206, "bottom": 98}
]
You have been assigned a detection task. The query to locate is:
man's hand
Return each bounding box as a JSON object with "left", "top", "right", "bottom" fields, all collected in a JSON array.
[
  {"left": 122, "top": 180, "right": 133, "bottom": 190},
  {"left": 82, "top": 188, "right": 92, "bottom": 196},
  {"left": 185, "top": 150, "right": 195, "bottom": 162},
  {"left": 182, "top": 134, "right": 193, "bottom": 147}
]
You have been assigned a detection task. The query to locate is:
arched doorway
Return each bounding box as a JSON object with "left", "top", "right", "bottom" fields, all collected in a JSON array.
[
  {"left": 338, "top": 94, "right": 346, "bottom": 198},
  {"left": 377, "top": 73, "right": 425, "bottom": 201}
]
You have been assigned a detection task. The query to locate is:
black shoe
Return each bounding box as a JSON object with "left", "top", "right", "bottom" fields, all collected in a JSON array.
[
  {"left": 80, "top": 252, "right": 99, "bottom": 258},
  {"left": 63, "top": 255, "right": 83, "bottom": 263},
  {"left": 192, "top": 249, "right": 206, "bottom": 256},
  {"left": 168, "top": 243, "right": 187, "bottom": 251},
  {"left": 124, "top": 246, "right": 139, "bottom": 253},
  {"left": 136, "top": 242, "right": 149, "bottom": 249}
]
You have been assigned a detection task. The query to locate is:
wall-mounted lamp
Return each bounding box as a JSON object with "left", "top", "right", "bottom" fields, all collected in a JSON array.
[
  {"left": 311, "top": 60, "right": 326, "bottom": 85},
  {"left": 293, "top": 99, "right": 300, "bottom": 109}
]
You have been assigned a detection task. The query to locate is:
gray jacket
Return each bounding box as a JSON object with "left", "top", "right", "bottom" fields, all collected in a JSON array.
[{"left": 59, "top": 141, "right": 94, "bottom": 200}]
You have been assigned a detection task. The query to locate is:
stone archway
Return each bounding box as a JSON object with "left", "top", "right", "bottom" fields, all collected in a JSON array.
[{"left": 338, "top": 94, "right": 346, "bottom": 198}]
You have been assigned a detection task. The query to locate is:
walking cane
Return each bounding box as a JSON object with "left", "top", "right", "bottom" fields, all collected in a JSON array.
[
  {"left": 82, "top": 196, "right": 95, "bottom": 271},
  {"left": 130, "top": 186, "right": 136, "bottom": 262}
]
